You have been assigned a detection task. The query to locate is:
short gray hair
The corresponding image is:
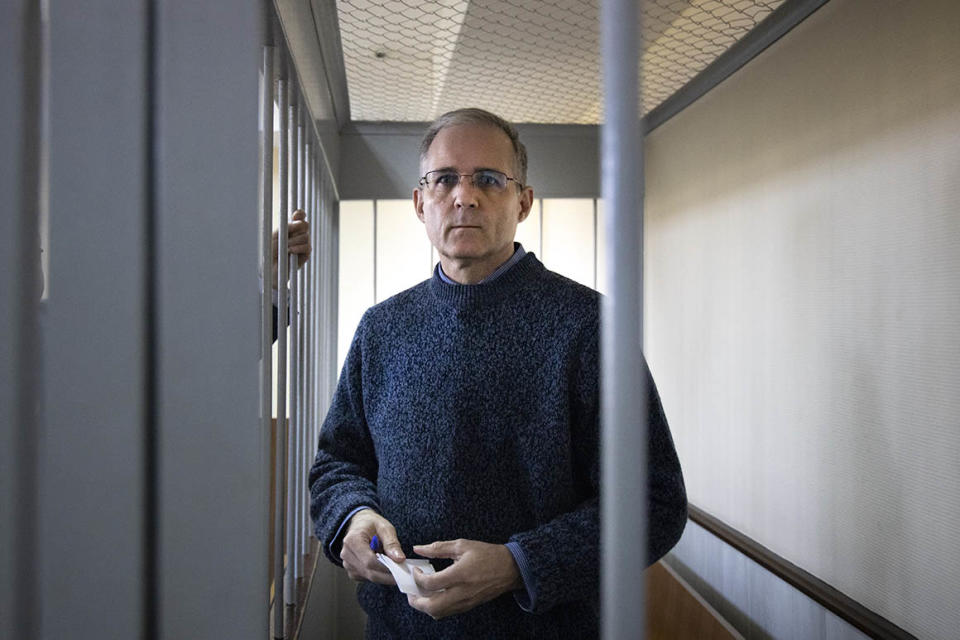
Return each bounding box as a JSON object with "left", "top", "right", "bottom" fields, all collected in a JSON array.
[{"left": 419, "top": 108, "right": 528, "bottom": 187}]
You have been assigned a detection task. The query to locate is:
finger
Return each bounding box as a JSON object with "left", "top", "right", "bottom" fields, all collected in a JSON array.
[
  {"left": 411, "top": 565, "right": 447, "bottom": 593},
  {"left": 407, "top": 593, "right": 434, "bottom": 618},
  {"left": 291, "top": 209, "right": 306, "bottom": 221},
  {"left": 376, "top": 522, "right": 405, "bottom": 562},
  {"left": 364, "top": 559, "right": 397, "bottom": 586},
  {"left": 407, "top": 593, "right": 439, "bottom": 619},
  {"left": 287, "top": 232, "right": 308, "bottom": 245},
  {"left": 288, "top": 221, "right": 309, "bottom": 234},
  {"left": 413, "top": 539, "right": 460, "bottom": 560},
  {"left": 407, "top": 589, "right": 458, "bottom": 620},
  {"left": 287, "top": 236, "right": 309, "bottom": 249},
  {"left": 341, "top": 542, "right": 395, "bottom": 585},
  {"left": 346, "top": 559, "right": 394, "bottom": 585}
]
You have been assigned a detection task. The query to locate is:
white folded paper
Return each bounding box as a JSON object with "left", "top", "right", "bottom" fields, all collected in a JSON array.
[{"left": 376, "top": 553, "right": 436, "bottom": 596}]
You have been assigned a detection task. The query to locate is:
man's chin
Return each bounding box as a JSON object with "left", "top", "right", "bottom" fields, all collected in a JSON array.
[{"left": 441, "top": 244, "right": 488, "bottom": 261}]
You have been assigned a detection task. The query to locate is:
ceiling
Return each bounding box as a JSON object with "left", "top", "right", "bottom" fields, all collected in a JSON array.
[{"left": 336, "top": 0, "right": 786, "bottom": 124}]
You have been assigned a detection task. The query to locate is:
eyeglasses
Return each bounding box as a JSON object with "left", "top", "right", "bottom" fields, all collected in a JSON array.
[{"left": 418, "top": 169, "right": 523, "bottom": 195}]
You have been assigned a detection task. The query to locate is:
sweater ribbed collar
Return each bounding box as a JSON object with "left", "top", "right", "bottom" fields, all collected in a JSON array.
[{"left": 429, "top": 251, "right": 543, "bottom": 307}]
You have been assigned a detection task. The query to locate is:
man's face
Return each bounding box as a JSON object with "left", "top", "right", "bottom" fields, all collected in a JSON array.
[{"left": 414, "top": 124, "right": 533, "bottom": 276}]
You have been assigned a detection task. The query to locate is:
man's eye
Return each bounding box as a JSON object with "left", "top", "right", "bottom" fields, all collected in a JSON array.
[
  {"left": 475, "top": 172, "right": 503, "bottom": 188},
  {"left": 435, "top": 173, "right": 459, "bottom": 186}
]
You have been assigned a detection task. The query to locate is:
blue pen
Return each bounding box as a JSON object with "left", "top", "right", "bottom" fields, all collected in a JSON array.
[{"left": 370, "top": 534, "right": 380, "bottom": 552}]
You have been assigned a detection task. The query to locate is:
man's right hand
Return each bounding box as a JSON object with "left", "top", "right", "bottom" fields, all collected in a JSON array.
[{"left": 340, "top": 508, "right": 406, "bottom": 585}]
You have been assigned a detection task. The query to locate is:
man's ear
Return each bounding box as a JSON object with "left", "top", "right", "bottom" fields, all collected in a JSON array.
[
  {"left": 517, "top": 186, "right": 534, "bottom": 222},
  {"left": 413, "top": 188, "right": 425, "bottom": 223}
]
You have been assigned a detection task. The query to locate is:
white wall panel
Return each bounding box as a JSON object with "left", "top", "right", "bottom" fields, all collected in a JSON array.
[
  {"left": 375, "top": 199, "right": 433, "bottom": 302},
  {"left": 541, "top": 198, "right": 596, "bottom": 288},
  {"left": 596, "top": 199, "right": 608, "bottom": 295},
  {"left": 645, "top": 1, "right": 960, "bottom": 637},
  {"left": 514, "top": 198, "right": 542, "bottom": 258},
  {"left": 338, "top": 200, "right": 375, "bottom": 370}
]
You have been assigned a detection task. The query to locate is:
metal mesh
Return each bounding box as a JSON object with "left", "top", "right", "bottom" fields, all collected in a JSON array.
[{"left": 337, "top": 0, "right": 785, "bottom": 124}]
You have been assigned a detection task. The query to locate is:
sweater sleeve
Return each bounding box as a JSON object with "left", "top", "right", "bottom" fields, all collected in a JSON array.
[
  {"left": 507, "top": 326, "right": 686, "bottom": 614},
  {"left": 308, "top": 314, "right": 382, "bottom": 565}
]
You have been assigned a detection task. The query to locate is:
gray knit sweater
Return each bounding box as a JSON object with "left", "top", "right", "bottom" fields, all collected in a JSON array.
[{"left": 309, "top": 253, "right": 686, "bottom": 639}]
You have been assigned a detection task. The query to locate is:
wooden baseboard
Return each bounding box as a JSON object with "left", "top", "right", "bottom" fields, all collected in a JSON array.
[{"left": 646, "top": 560, "right": 745, "bottom": 640}]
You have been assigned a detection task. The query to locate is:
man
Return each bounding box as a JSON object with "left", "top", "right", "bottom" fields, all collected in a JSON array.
[{"left": 309, "top": 108, "right": 686, "bottom": 638}]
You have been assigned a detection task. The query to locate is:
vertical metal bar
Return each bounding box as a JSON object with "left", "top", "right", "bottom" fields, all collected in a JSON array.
[
  {"left": 295, "top": 98, "right": 305, "bottom": 576},
  {"left": 300, "top": 138, "right": 309, "bottom": 552},
  {"left": 285, "top": 72, "right": 298, "bottom": 604},
  {"left": 310, "top": 153, "right": 322, "bottom": 515},
  {"left": 319, "top": 158, "right": 326, "bottom": 472},
  {"left": 272, "top": 42, "right": 288, "bottom": 640},
  {"left": 329, "top": 197, "right": 340, "bottom": 405},
  {"left": 300, "top": 110, "right": 308, "bottom": 559},
  {"left": 296, "top": 102, "right": 305, "bottom": 569},
  {"left": 325, "top": 176, "right": 334, "bottom": 401},
  {"left": 4, "top": 1, "right": 43, "bottom": 635},
  {"left": 601, "top": 0, "right": 645, "bottom": 638},
  {"left": 319, "top": 171, "right": 330, "bottom": 407},
  {"left": 304, "top": 141, "right": 315, "bottom": 545},
  {"left": 258, "top": 43, "right": 274, "bottom": 617},
  {"left": 328, "top": 182, "right": 336, "bottom": 399}
]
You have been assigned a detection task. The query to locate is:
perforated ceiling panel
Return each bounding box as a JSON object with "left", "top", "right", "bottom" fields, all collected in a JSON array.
[{"left": 336, "top": 0, "right": 785, "bottom": 123}]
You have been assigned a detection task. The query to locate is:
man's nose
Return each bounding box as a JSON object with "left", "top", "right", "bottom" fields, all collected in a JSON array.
[{"left": 453, "top": 176, "right": 480, "bottom": 208}]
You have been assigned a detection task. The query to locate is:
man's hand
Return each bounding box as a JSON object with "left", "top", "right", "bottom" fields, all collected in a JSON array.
[
  {"left": 406, "top": 539, "right": 522, "bottom": 619},
  {"left": 271, "top": 209, "right": 311, "bottom": 289},
  {"left": 340, "top": 509, "right": 405, "bottom": 585}
]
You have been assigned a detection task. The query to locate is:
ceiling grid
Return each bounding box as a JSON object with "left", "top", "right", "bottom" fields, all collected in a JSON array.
[{"left": 336, "top": 0, "right": 785, "bottom": 124}]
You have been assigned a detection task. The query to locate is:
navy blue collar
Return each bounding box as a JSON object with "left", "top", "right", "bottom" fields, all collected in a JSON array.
[{"left": 437, "top": 243, "right": 527, "bottom": 285}]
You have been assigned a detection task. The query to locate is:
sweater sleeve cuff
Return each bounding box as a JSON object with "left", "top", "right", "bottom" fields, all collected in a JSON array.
[
  {"left": 505, "top": 541, "right": 537, "bottom": 612},
  {"left": 328, "top": 505, "right": 377, "bottom": 562}
]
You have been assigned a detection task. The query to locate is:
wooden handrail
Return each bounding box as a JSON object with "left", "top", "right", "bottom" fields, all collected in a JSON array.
[{"left": 688, "top": 504, "right": 917, "bottom": 640}]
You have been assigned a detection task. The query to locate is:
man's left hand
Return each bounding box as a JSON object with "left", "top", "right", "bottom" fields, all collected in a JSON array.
[
  {"left": 406, "top": 539, "right": 523, "bottom": 620},
  {"left": 271, "top": 209, "right": 311, "bottom": 289}
]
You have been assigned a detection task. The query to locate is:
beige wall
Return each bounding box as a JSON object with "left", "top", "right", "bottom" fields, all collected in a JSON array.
[{"left": 645, "top": 1, "right": 960, "bottom": 637}]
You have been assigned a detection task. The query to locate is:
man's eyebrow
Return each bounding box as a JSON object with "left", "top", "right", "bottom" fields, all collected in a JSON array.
[{"left": 425, "top": 166, "right": 507, "bottom": 174}]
